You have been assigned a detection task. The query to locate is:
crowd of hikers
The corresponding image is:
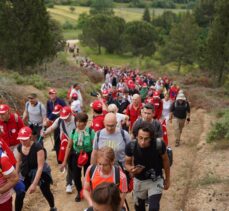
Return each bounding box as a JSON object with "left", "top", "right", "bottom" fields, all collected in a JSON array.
[{"left": 0, "top": 66, "right": 191, "bottom": 211}]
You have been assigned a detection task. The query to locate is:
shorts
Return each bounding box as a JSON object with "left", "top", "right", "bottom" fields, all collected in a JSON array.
[{"left": 133, "top": 177, "right": 163, "bottom": 203}]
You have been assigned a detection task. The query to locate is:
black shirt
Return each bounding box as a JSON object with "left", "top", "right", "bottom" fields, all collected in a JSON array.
[
  {"left": 125, "top": 140, "right": 166, "bottom": 180},
  {"left": 170, "top": 100, "right": 190, "bottom": 119}
]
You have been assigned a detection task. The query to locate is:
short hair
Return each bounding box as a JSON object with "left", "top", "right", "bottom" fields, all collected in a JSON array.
[
  {"left": 91, "top": 182, "right": 121, "bottom": 211},
  {"left": 73, "top": 83, "right": 79, "bottom": 88},
  {"left": 76, "top": 113, "right": 88, "bottom": 123},
  {"left": 143, "top": 103, "right": 155, "bottom": 112},
  {"left": 137, "top": 121, "right": 154, "bottom": 139},
  {"left": 28, "top": 93, "right": 37, "bottom": 99},
  {"left": 98, "top": 146, "right": 115, "bottom": 163}
]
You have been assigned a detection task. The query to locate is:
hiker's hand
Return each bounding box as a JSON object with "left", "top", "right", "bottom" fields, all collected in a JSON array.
[
  {"left": 130, "top": 166, "right": 144, "bottom": 175},
  {"left": 28, "top": 184, "right": 36, "bottom": 194},
  {"left": 164, "top": 178, "right": 170, "bottom": 190},
  {"left": 59, "top": 163, "right": 66, "bottom": 173},
  {"left": 40, "top": 130, "right": 46, "bottom": 137}
]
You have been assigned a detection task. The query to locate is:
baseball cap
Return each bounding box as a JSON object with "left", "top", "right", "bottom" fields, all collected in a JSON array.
[
  {"left": 176, "top": 94, "right": 186, "bottom": 101},
  {"left": 60, "top": 106, "right": 72, "bottom": 120},
  {"left": 102, "top": 90, "right": 109, "bottom": 96},
  {"left": 91, "top": 100, "right": 103, "bottom": 111},
  {"left": 49, "top": 88, "right": 57, "bottom": 94},
  {"left": 27, "top": 93, "right": 37, "bottom": 99},
  {"left": 142, "top": 83, "right": 147, "bottom": 88},
  {"left": 52, "top": 104, "right": 63, "bottom": 115},
  {"left": 17, "top": 127, "right": 32, "bottom": 140},
  {"left": 71, "top": 93, "right": 78, "bottom": 100},
  {"left": 0, "top": 104, "right": 10, "bottom": 114},
  {"left": 153, "top": 91, "right": 160, "bottom": 98}
]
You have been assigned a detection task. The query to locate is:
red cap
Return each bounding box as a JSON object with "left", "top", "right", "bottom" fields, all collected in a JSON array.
[
  {"left": 91, "top": 100, "right": 103, "bottom": 111},
  {"left": 49, "top": 88, "right": 57, "bottom": 94},
  {"left": 17, "top": 127, "right": 32, "bottom": 140},
  {"left": 142, "top": 83, "right": 147, "bottom": 88},
  {"left": 71, "top": 93, "right": 78, "bottom": 100},
  {"left": 52, "top": 104, "right": 63, "bottom": 115},
  {"left": 102, "top": 90, "right": 109, "bottom": 96},
  {"left": 60, "top": 106, "right": 72, "bottom": 120},
  {"left": 0, "top": 104, "right": 10, "bottom": 114},
  {"left": 153, "top": 91, "right": 160, "bottom": 98}
]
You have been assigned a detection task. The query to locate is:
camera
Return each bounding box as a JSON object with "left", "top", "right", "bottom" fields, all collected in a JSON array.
[{"left": 145, "top": 169, "right": 157, "bottom": 181}]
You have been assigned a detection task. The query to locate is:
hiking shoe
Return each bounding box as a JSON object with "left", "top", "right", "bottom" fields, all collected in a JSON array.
[
  {"left": 75, "top": 192, "right": 81, "bottom": 202},
  {"left": 66, "top": 184, "right": 72, "bottom": 193},
  {"left": 50, "top": 207, "right": 57, "bottom": 211}
]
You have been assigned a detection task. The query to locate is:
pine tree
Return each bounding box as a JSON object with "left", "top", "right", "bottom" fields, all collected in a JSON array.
[
  {"left": 206, "top": 0, "right": 229, "bottom": 85},
  {"left": 0, "top": 0, "right": 64, "bottom": 72},
  {"left": 142, "top": 7, "right": 151, "bottom": 23},
  {"left": 161, "top": 12, "right": 200, "bottom": 72}
]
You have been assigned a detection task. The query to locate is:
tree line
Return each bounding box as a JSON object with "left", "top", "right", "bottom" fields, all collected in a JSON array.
[{"left": 79, "top": 0, "right": 228, "bottom": 85}]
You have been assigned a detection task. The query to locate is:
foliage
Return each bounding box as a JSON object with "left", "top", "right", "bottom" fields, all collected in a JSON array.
[
  {"left": 80, "top": 14, "right": 125, "bottom": 54},
  {"left": 77, "top": 13, "right": 90, "bottom": 29},
  {"left": 207, "top": 109, "right": 229, "bottom": 142},
  {"left": 69, "top": 6, "right": 75, "bottom": 13},
  {"left": 122, "top": 21, "right": 157, "bottom": 57},
  {"left": 152, "top": 11, "right": 179, "bottom": 36},
  {"left": 152, "top": 0, "right": 176, "bottom": 9},
  {"left": 161, "top": 12, "right": 200, "bottom": 72},
  {"left": 142, "top": 7, "right": 151, "bottom": 22},
  {"left": 193, "top": 0, "right": 216, "bottom": 28},
  {"left": 90, "top": 0, "right": 114, "bottom": 15},
  {"left": 10, "top": 72, "right": 49, "bottom": 89},
  {"left": 205, "top": 0, "right": 229, "bottom": 85},
  {"left": 62, "top": 21, "right": 77, "bottom": 29},
  {"left": 0, "top": 0, "right": 65, "bottom": 73}
]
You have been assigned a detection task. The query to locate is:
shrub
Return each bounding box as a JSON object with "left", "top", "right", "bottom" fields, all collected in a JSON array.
[
  {"left": 62, "top": 21, "right": 77, "bottom": 30},
  {"left": 57, "top": 88, "right": 68, "bottom": 100},
  {"left": 207, "top": 109, "right": 229, "bottom": 142}
]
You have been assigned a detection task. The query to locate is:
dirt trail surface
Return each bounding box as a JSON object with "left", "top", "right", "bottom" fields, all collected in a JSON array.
[{"left": 20, "top": 108, "right": 229, "bottom": 211}]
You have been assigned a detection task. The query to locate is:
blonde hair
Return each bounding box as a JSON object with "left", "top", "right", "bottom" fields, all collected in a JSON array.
[{"left": 98, "top": 146, "right": 115, "bottom": 163}]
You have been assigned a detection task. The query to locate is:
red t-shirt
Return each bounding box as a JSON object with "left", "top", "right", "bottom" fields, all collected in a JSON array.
[
  {"left": 169, "top": 86, "right": 179, "bottom": 101},
  {"left": 0, "top": 113, "right": 24, "bottom": 147},
  {"left": 126, "top": 104, "right": 142, "bottom": 129}
]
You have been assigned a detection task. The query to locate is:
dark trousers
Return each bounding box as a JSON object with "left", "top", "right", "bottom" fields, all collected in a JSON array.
[
  {"left": 135, "top": 194, "right": 162, "bottom": 211},
  {"left": 53, "top": 128, "right": 61, "bottom": 164},
  {"left": 69, "top": 152, "right": 91, "bottom": 192},
  {"left": 15, "top": 175, "right": 55, "bottom": 211}
]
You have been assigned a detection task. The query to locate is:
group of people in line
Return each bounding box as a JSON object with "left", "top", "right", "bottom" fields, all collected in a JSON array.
[{"left": 0, "top": 67, "right": 191, "bottom": 211}]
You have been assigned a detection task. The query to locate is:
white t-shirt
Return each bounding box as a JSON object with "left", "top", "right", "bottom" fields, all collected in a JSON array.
[
  {"left": 162, "top": 99, "right": 172, "bottom": 123},
  {"left": 71, "top": 100, "right": 81, "bottom": 113}
]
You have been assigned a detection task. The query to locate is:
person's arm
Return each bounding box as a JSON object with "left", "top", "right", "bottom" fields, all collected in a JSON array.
[
  {"left": 186, "top": 102, "right": 191, "bottom": 123},
  {"left": 22, "top": 106, "right": 28, "bottom": 122},
  {"left": 60, "top": 139, "right": 73, "bottom": 171},
  {"left": 161, "top": 152, "right": 170, "bottom": 190},
  {"left": 0, "top": 169, "right": 19, "bottom": 194},
  {"left": 90, "top": 149, "right": 98, "bottom": 164},
  {"left": 27, "top": 149, "right": 45, "bottom": 194},
  {"left": 15, "top": 150, "right": 22, "bottom": 174}
]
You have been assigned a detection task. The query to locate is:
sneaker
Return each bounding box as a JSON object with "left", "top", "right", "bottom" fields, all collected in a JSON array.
[
  {"left": 66, "top": 184, "right": 73, "bottom": 193},
  {"left": 50, "top": 207, "right": 57, "bottom": 211},
  {"left": 75, "top": 192, "right": 81, "bottom": 202}
]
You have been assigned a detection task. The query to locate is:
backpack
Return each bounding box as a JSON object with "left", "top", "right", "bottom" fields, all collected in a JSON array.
[
  {"left": 156, "top": 138, "right": 173, "bottom": 167},
  {"left": 174, "top": 100, "right": 188, "bottom": 108},
  {"left": 89, "top": 164, "right": 120, "bottom": 189}
]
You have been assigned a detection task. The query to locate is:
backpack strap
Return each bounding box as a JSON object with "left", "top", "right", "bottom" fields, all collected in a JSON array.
[
  {"left": 114, "top": 166, "right": 120, "bottom": 186},
  {"left": 156, "top": 138, "right": 163, "bottom": 154},
  {"left": 120, "top": 129, "right": 127, "bottom": 144},
  {"left": 89, "top": 164, "right": 97, "bottom": 190},
  {"left": 96, "top": 130, "right": 101, "bottom": 145}
]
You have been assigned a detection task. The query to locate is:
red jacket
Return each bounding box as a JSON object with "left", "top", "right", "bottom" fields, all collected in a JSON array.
[
  {"left": 126, "top": 104, "right": 142, "bottom": 129},
  {"left": 0, "top": 113, "right": 24, "bottom": 147}
]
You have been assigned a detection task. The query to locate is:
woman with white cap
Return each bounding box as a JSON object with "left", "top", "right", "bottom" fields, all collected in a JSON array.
[{"left": 15, "top": 126, "right": 57, "bottom": 211}]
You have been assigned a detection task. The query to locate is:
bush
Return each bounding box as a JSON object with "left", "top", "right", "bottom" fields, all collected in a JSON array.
[
  {"left": 62, "top": 21, "right": 77, "bottom": 30},
  {"left": 10, "top": 72, "right": 49, "bottom": 89},
  {"left": 57, "top": 88, "right": 68, "bottom": 100},
  {"left": 151, "top": 0, "right": 176, "bottom": 9},
  {"left": 207, "top": 109, "right": 229, "bottom": 142},
  {"left": 46, "top": 3, "right": 54, "bottom": 8}
]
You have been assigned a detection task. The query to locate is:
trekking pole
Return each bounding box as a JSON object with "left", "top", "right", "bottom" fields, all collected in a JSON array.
[{"left": 124, "top": 199, "right": 130, "bottom": 211}]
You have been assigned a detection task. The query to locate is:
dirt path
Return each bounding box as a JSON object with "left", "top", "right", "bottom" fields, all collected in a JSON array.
[{"left": 19, "top": 108, "right": 229, "bottom": 211}]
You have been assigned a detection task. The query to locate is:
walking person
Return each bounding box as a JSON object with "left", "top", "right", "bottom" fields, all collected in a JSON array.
[
  {"left": 43, "top": 106, "right": 76, "bottom": 193},
  {"left": 0, "top": 104, "right": 24, "bottom": 154},
  {"left": 125, "top": 121, "right": 170, "bottom": 211},
  {"left": 60, "top": 113, "right": 95, "bottom": 202},
  {"left": 84, "top": 147, "right": 127, "bottom": 209},
  {"left": 15, "top": 126, "right": 57, "bottom": 211},
  {"left": 169, "top": 93, "right": 190, "bottom": 147},
  {"left": 22, "top": 93, "right": 46, "bottom": 142},
  {"left": 0, "top": 140, "right": 19, "bottom": 211}
]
